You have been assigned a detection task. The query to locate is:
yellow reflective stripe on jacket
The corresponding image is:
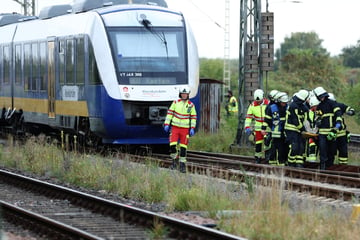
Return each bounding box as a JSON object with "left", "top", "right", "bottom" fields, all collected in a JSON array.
[{"left": 164, "top": 99, "right": 197, "bottom": 128}]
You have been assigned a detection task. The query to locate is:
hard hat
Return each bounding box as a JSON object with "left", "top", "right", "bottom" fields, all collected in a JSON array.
[
  {"left": 268, "top": 89, "right": 279, "bottom": 101},
  {"left": 309, "top": 96, "right": 320, "bottom": 107},
  {"left": 179, "top": 86, "right": 191, "bottom": 94},
  {"left": 277, "top": 92, "right": 289, "bottom": 103},
  {"left": 313, "top": 86, "right": 327, "bottom": 97},
  {"left": 254, "top": 89, "right": 264, "bottom": 101},
  {"left": 328, "top": 93, "right": 336, "bottom": 101},
  {"left": 295, "top": 89, "right": 309, "bottom": 101}
]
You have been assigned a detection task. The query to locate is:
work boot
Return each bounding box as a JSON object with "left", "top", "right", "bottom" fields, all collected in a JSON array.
[
  {"left": 255, "top": 157, "right": 261, "bottom": 164},
  {"left": 170, "top": 159, "right": 177, "bottom": 170},
  {"left": 295, "top": 163, "right": 303, "bottom": 168},
  {"left": 179, "top": 162, "right": 186, "bottom": 173}
]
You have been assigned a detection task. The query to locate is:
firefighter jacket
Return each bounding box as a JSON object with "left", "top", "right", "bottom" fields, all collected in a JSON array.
[
  {"left": 245, "top": 99, "right": 269, "bottom": 132},
  {"left": 332, "top": 101, "right": 353, "bottom": 137},
  {"left": 164, "top": 99, "right": 197, "bottom": 129},
  {"left": 262, "top": 102, "right": 287, "bottom": 138},
  {"left": 227, "top": 96, "right": 238, "bottom": 113},
  {"left": 316, "top": 98, "right": 342, "bottom": 135},
  {"left": 284, "top": 96, "right": 309, "bottom": 133}
]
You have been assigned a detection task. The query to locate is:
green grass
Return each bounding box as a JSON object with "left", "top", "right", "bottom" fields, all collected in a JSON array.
[{"left": 0, "top": 136, "right": 359, "bottom": 239}]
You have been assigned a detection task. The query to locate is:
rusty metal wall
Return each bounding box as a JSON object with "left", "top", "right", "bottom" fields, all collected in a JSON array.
[{"left": 199, "top": 79, "right": 222, "bottom": 133}]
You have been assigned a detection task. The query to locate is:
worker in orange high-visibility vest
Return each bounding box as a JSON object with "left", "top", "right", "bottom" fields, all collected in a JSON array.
[
  {"left": 163, "top": 87, "right": 197, "bottom": 173},
  {"left": 244, "top": 89, "right": 269, "bottom": 163}
]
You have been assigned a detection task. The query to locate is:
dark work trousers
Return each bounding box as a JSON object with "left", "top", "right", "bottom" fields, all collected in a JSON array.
[
  {"left": 318, "top": 134, "right": 337, "bottom": 169},
  {"left": 285, "top": 130, "right": 305, "bottom": 167},
  {"left": 272, "top": 136, "right": 289, "bottom": 165},
  {"left": 336, "top": 135, "right": 348, "bottom": 164}
]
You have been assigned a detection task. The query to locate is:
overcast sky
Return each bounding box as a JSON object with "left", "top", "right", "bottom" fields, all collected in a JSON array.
[{"left": 2, "top": 0, "right": 360, "bottom": 59}]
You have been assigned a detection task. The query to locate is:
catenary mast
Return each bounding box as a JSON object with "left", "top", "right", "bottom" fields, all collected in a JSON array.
[{"left": 234, "top": 0, "right": 274, "bottom": 146}]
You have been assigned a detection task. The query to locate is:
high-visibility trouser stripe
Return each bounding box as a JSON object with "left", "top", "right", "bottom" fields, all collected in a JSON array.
[
  {"left": 295, "top": 156, "right": 304, "bottom": 164},
  {"left": 269, "top": 160, "right": 278, "bottom": 165},
  {"left": 338, "top": 157, "right": 347, "bottom": 164}
]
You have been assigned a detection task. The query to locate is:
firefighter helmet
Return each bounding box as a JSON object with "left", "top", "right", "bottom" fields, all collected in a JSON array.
[
  {"left": 295, "top": 89, "right": 309, "bottom": 101},
  {"left": 268, "top": 89, "right": 279, "bottom": 101},
  {"left": 309, "top": 96, "right": 320, "bottom": 107},
  {"left": 313, "top": 86, "right": 327, "bottom": 97},
  {"left": 179, "top": 86, "right": 191, "bottom": 94},
  {"left": 328, "top": 93, "right": 336, "bottom": 101},
  {"left": 254, "top": 89, "right": 264, "bottom": 101},
  {"left": 277, "top": 92, "right": 289, "bottom": 103},
  {"left": 179, "top": 86, "right": 190, "bottom": 98}
]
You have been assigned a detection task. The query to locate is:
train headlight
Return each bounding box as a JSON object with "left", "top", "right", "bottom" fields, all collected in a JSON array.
[
  {"left": 149, "top": 106, "right": 168, "bottom": 121},
  {"left": 150, "top": 108, "right": 159, "bottom": 118},
  {"left": 135, "top": 112, "right": 141, "bottom": 118}
]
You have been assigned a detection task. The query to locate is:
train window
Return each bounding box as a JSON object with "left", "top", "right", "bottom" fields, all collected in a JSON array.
[
  {"left": 76, "top": 37, "right": 85, "bottom": 85},
  {"left": 15, "top": 44, "right": 22, "bottom": 85},
  {"left": 59, "top": 40, "right": 65, "bottom": 84},
  {"left": 108, "top": 28, "right": 186, "bottom": 85},
  {"left": 39, "top": 42, "right": 47, "bottom": 91},
  {"left": 66, "top": 39, "right": 75, "bottom": 85},
  {"left": 0, "top": 46, "right": 2, "bottom": 84},
  {"left": 88, "top": 41, "right": 101, "bottom": 85},
  {"left": 24, "top": 43, "right": 31, "bottom": 91},
  {"left": 31, "top": 43, "right": 38, "bottom": 91},
  {"left": 3, "top": 46, "right": 10, "bottom": 85}
]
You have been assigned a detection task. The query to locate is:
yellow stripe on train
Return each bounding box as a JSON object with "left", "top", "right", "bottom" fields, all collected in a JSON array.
[{"left": 0, "top": 97, "right": 89, "bottom": 116}]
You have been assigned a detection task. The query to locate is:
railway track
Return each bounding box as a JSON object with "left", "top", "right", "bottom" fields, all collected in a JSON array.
[
  {"left": 149, "top": 151, "right": 360, "bottom": 202},
  {"left": 0, "top": 169, "right": 244, "bottom": 240}
]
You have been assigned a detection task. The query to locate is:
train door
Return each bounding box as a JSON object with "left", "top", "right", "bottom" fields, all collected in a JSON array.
[{"left": 47, "top": 40, "right": 55, "bottom": 118}]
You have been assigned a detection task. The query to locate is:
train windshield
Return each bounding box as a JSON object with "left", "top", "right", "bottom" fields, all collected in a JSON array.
[{"left": 108, "top": 27, "right": 187, "bottom": 85}]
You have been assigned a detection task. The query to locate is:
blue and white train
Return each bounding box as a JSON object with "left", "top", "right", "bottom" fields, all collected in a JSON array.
[{"left": 0, "top": 0, "right": 200, "bottom": 150}]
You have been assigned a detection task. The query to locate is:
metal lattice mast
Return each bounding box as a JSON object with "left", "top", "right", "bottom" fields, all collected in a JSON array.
[
  {"left": 223, "top": 0, "right": 231, "bottom": 97},
  {"left": 12, "top": 0, "right": 36, "bottom": 16},
  {"left": 234, "top": 0, "right": 274, "bottom": 146},
  {"left": 234, "top": 0, "right": 262, "bottom": 145}
]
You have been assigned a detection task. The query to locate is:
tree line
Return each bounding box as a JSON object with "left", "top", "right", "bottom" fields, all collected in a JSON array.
[{"left": 199, "top": 32, "right": 360, "bottom": 124}]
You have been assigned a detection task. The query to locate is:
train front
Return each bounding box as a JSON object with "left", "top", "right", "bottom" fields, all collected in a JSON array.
[{"left": 96, "top": 5, "right": 199, "bottom": 145}]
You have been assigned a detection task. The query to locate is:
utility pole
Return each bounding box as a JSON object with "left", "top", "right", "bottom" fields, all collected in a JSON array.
[
  {"left": 234, "top": 0, "right": 274, "bottom": 146},
  {"left": 12, "top": 0, "right": 36, "bottom": 16}
]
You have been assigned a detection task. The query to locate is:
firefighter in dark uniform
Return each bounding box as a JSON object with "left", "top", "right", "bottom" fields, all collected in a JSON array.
[
  {"left": 262, "top": 89, "right": 280, "bottom": 163},
  {"left": 284, "top": 89, "right": 309, "bottom": 168},
  {"left": 328, "top": 93, "right": 355, "bottom": 165},
  {"left": 313, "top": 87, "right": 342, "bottom": 170},
  {"left": 262, "top": 92, "right": 289, "bottom": 166}
]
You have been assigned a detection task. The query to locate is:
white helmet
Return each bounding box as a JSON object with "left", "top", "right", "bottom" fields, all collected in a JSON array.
[
  {"left": 309, "top": 96, "right": 320, "bottom": 107},
  {"left": 295, "top": 89, "right": 309, "bottom": 101},
  {"left": 313, "top": 86, "right": 327, "bottom": 97},
  {"left": 179, "top": 86, "right": 191, "bottom": 94},
  {"left": 268, "top": 89, "right": 279, "bottom": 101},
  {"left": 254, "top": 89, "right": 264, "bottom": 101},
  {"left": 328, "top": 93, "right": 336, "bottom": 101},
  {"left": 277, "top": 92, "right": 289, "bottom": 103}
]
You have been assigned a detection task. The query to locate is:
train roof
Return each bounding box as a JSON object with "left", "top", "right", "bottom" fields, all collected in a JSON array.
[
  {"left": 39, "top": 4, "right": 72, "bottom": 20},
  {"left": 0, "top": 13, "right": 37, "bottom": 27},
  {"left": 1, "top": 0, "right": 169, "bottom": 25}
]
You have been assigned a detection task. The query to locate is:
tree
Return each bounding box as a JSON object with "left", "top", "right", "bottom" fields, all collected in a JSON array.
[
  {"left": 341, "top": 40, "right": 360, "bottom": 68},
  {"left": 275, "top": 31, "right": 328, "bottom": 62},
  {"left": 271, "top": 32, "right": 345, "bottom": 95}
]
